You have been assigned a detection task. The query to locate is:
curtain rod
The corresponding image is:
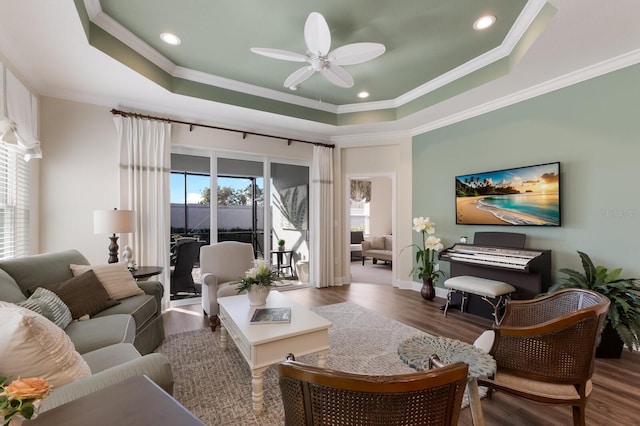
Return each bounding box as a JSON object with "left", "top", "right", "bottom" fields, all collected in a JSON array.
[{"left": 110, "top": 108, "right": 334, "bottom": 149}]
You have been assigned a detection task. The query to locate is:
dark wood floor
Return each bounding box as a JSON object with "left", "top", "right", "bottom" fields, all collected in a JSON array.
[{"left": 162, "top": 284, "right": 640, "bottom": 426}]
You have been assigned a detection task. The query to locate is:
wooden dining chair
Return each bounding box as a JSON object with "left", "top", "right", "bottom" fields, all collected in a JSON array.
[
  {"left": 476, "top": 288, "right": 610, "bottom": 426},
  {"left": 278, "top": 354, "right": 468, "bottom": 426}
]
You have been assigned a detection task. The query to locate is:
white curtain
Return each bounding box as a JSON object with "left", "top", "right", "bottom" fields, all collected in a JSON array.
[
  {"left": 114, "top": 116, "right": 172, "bottom": 309},
  {"left": 5, "top": 69, "right": 38, "bottom": 148},
  {"left": 310, "top": 145, "right": 334, "bottom": 288},
  {"left": 2, "top": 64, "right": 41, "bottom": 159}
]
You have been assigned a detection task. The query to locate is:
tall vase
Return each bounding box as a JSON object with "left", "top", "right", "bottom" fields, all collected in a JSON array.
[
  {"left": 421, "top": 276, "right": 436, "bottom": 301},
  {"left": 247, "top": 285, "right": 271, "bottom": 306}
]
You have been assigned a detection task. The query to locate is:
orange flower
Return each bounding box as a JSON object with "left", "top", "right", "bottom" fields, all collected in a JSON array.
[{"left": 4, "top": 378, "right": 51, "bottom": 400}]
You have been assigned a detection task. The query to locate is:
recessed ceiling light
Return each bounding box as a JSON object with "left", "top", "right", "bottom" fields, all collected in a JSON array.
[
  {"left": 160, "top": 32, "right": 181, "bottom": 45},
  {"left": 473, "top": 15, "right": 496, "bottom": 30},
  {"left": 357, "top": 91, "right": 370, "bottom": 99}
]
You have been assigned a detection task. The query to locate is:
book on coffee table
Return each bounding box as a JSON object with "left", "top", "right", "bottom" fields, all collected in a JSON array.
[{"left": 250, "top": 307, "right": 291, "bottom": 324}]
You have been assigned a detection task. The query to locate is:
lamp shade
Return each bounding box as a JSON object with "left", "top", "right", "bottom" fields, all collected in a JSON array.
[{"left": 93, "top": 209, "right": 135, "bottom": 234}]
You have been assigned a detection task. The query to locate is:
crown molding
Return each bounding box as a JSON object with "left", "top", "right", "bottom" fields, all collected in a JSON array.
[
  {"left": 411, "top": 48, "right": 640, "bottom": 137},
  {"left": 391, "top": 0, "right": 548, "bottom": 109},
  {"left": 331, "top": 129, "right": 411, "bottom": 146},
  {"left": 173, "top": 66, "right": 338, "bottom": 114},
  {"left": 87, "top": 1, "right": 176, "bottom": 74}
]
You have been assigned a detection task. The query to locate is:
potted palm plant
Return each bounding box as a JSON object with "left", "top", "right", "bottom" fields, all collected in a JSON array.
[{"left": 547, "top": 251, "right": 640, "bottom": 358}]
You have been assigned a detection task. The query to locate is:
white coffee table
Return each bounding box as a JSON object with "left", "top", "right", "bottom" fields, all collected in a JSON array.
[{"left": 218, "top": 291, "right": 332, "bottom": 414}]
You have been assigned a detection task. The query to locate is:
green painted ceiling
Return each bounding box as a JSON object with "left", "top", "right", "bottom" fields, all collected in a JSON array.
[{"left": 75, "top": 0, "right": 553, "bottom": 125}]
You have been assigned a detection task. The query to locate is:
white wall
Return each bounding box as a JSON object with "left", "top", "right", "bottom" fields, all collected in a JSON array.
[
  {"left": 171, "top": 123, "right": 313, "bottom": 160},
  {"left": 40, "top": 98, "right": 120, "bottom": 263},
  {"left": 369, "top": 176, "right": 392, "bottom": 235}
]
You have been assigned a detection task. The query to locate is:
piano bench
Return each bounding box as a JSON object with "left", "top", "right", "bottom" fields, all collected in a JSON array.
[{"left": 443, "top": 276, "right": 516, "bottom": 325}]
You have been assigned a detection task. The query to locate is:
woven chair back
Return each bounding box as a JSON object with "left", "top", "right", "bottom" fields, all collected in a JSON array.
[
  {"left": 278, "top": 358, "right": 468, "bottom": 426},
  {"left": 493, "top": 288, "right": 609, "bottom": 383}
]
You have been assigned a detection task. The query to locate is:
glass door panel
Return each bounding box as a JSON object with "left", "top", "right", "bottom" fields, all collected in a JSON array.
[
  {"left": 270, "top": 163, "right": 309, "bottom": 281},
  {"left": 217, "top": 158, "right": 264, "bottom": 257},
  {"left": 170, "top": 154, "right": 211, "bottom": 245}
]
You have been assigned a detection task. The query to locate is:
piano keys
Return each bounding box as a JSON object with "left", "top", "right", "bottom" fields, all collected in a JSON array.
[
  {"left": 439, "top": 243, "right": 552, "bottom": 320},
  {"left": 440, "top": 244, "right": 544, "bottom": 271}
]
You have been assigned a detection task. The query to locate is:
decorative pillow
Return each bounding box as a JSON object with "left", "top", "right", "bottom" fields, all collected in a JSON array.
[
  {"left": 0, "top": 302, "right": 91, "bottom": 388},
  {"left": 70, "top": 263, "right": 144, "bottom": 300},
  {"left": 44, "top": 270, "right": 120, "bottom": 319},
  {"left": 370, "top": 236, "right": 386, "bottom": 250},
  {"left": 16, "top": 287, "right": 72, "bottom": 328}
]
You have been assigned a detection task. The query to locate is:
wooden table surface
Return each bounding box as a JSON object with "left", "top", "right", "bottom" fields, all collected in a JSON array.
[{"left": 131, "top": 265, "right": 163, "bottom": 280}]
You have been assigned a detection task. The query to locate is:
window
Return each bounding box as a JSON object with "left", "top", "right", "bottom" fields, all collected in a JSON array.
[
  {"left": 350, "top": 199, "right": 370, "bottom": 235},
  {"left": 0, "top": 143, "right": 29, "bottom": 258},
  {"left": 170, "top": 171, "right": 211, "bottom": 244}
]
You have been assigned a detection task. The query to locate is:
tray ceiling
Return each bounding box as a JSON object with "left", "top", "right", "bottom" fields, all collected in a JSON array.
[{"left": 78, "top": 0, "right": 553, "bottom": 125}]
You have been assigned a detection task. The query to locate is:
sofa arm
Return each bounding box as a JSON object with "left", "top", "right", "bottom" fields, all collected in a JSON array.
[
  {"left": 361, "top": 240, "right": 372, "bottom": 253},
  {"left": 200, "top": 273, "right": 218, "bottom": 290},
  {"left": 41, "top": 353, "right": 173, "bottom": 412},
  {"left": 138, "top": 280, "right": 163, "bottom": 309},
  {"left": 200, "top": 273, "right": 219, "bottom": 317}
]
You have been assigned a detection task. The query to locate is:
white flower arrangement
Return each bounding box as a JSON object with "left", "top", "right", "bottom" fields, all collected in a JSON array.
[{"left": 405, "top": 216, "right": 445, "bottom": 283}]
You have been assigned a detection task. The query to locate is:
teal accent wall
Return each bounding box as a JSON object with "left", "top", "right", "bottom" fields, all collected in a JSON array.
[{"left": 412, "top": 62, "right": 640, "bottom": 286}]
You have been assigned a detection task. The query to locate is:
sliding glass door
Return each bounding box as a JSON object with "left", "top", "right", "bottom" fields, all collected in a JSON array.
[
  {"left": 217, "top": 158, "right": 264, "bottom": 257},
  {"left": 171, "top": 151, "right": 311, "bottom": 282}
]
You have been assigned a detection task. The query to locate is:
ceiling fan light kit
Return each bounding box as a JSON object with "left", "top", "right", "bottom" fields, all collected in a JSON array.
[{"left": 251, "top": 12, "right": 385, "bottom": 90}]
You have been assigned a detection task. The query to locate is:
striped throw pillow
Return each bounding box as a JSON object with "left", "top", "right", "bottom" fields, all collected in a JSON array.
[
  {"left": 70, "top": 263, "right": 144, "bottom": 300},
  {"left": 16, "top": 287, "right": 73, "bottom": 328}
]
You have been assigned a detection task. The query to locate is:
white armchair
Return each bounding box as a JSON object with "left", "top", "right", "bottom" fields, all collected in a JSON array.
[{"left": 199, "top": 241, "right": 255, "bottom": 331}]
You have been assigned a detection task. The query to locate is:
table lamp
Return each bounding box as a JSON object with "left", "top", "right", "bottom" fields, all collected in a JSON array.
[{"left": 94, "top": 208, "right": 135, "bottom": 263}]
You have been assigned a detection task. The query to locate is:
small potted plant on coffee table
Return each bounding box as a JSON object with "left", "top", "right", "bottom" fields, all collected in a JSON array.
[
  {"left": 277, "top": 239, "right": 286, "bottom": 251},
  {"left": 235, "top": 258, "right": 280, "bottom": 306}
]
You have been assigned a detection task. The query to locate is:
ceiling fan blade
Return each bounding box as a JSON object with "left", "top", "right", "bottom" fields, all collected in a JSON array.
[
  {"left": 321, "top": 65, "right": 354, "bottom": 88},
  {"left": 304, "top": 12, "right": 331, "bottom": 56},
  {"left": 250, "top": 48, "right": 307, "bottom": 62},
  {"left": 331, "top": 43, "right": 386, "bottom": 65},
  {"left": 284, "top": 66, "right": 315, "bottom": 88}
]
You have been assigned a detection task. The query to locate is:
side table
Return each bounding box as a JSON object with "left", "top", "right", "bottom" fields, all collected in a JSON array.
[
  {"left": 131, "top": 266, "right": 163, "bottom": 281},
  {"left": 27, "top": 375, "right": 204, "bottom": 426},
  {"left": 398, "top": 335, "right": 496, "bottom": 426},
  {"left": 271, "top": 250, "right": 294, "bottom": 278}
]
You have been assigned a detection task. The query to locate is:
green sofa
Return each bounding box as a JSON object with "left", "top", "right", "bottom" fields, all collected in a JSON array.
[{"left": 0, "top": 250, "right": 173, "bottom": 411}]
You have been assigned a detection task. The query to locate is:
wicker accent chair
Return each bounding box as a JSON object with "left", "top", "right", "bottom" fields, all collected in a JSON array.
[
  {"left": 476, "top": 288, "right": 610, "bottom": 426},
  {"left": 278, "top": 354, "right": 468, "bottom": 426}
]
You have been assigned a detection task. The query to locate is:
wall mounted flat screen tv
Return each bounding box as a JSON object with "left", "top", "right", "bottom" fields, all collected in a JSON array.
[{"left": 455, "top": 162, "right": 561, "bottom": 226}]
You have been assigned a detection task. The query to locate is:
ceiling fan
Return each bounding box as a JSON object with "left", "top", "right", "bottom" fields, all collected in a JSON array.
[{"left": 251, "top": 12, "right": 385, "bottom": 89}]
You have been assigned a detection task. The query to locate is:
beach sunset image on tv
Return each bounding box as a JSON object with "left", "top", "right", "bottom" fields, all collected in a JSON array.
[{"left": 455, "top": 162, "right": 560, "bottom": 226}]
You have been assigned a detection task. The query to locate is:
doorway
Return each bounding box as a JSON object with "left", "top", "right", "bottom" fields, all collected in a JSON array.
[{"left": 347, "top": 175, "right": 395, "bottom": 286}]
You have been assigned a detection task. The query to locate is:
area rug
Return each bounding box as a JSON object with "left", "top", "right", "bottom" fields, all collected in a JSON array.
[{"left": 156, "top": 302, "right": 471, "bottom": 426}]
